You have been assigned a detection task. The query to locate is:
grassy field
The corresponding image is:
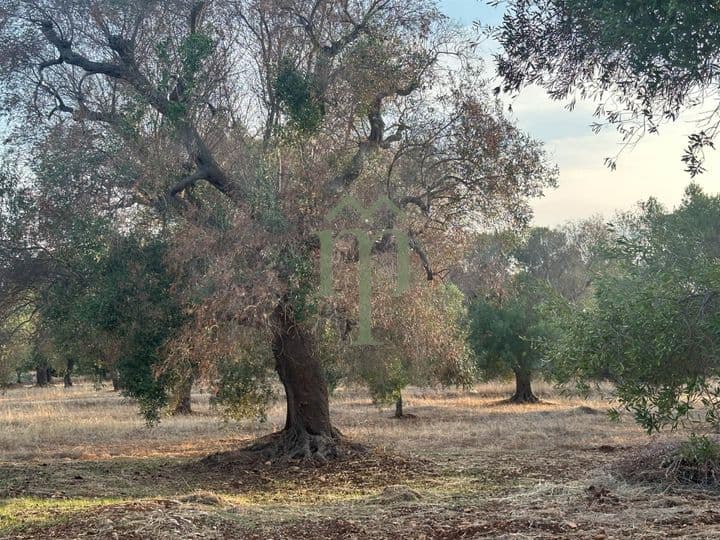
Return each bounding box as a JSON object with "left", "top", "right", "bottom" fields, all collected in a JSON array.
[{"left": 0, "top": 381, "right": 718, "bottom": 539}]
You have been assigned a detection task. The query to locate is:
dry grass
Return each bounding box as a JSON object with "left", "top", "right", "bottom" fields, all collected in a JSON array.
[
  {"left": 1, "top": 380, "right": 719, "bottom": 539},
  {"left": 0, "top": 383, "right": 258, "bottom": 461}
]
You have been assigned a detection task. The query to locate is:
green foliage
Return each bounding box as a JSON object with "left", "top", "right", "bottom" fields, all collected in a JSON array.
[
  {"left": 0, "top": 306, "right": 34, "bottom": 387},
  {"left": 469, "top": 284, "right": 549, "bottom": 381},
  {"left": 676, "top": 435, "right": 720, "bottom": 468},
  {"left": 211, "top": 346, "right": 275, "bottom": 422},
  {"left": 360, "top": 354, "right": 409, "bottom": 407},
  {"left": 550, "top": 185, "right": 720, "bottom": 433},
  {"left": 494, "top": 0, "right": 720, "bottom": 174},
  {"left": 664, "top": 435, "right": 720, "bottom": 486},
  {"left": 179, "top": 32, "right": 215, "bottom": 82},
  {"left": 41, "top": 233, "right": 185, "bottom": 423},
  {"left": 154, "top": 31, "right": 215, "bottom": 124},
  {"left": 100, "top": 238, "right": 184, "bottom": 423},
  {"left": 0, "top": 347, "right": 16, "bottom": 386},
  {"left": 274, "top": 59, "right": 325, "bottom": 134},
  {"left": 0, "top": 165, "right": 34, "bottom": 244}
]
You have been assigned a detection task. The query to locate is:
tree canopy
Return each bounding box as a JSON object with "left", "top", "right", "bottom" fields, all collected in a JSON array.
[
  {"left": 550, "top": 185, "right": 720, "bottom": 433},
  {"left": 493, "top": 0, "right": 720, "bottom": 174},
  {"left": 0, "top": 0, "right": 557, "bottom": 458}
]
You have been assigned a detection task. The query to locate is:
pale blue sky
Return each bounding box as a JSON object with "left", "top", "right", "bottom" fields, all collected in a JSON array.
[
  {"left": 439, "top": 0, "right": 502, "bottom": 25},
  {"left": 437, "top": 0, "right": 720, "bottom": 227}
]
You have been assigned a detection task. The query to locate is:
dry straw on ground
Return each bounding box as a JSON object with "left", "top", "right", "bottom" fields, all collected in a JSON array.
[{"left": 1, "top": 381, "right": 719, "bottom": 539}]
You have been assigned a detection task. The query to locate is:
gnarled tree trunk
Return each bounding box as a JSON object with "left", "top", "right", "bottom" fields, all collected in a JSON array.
[
  {"left": 36, "top": 365, "right": 48, "bottom": 387},
  {"left": 63, "top": 358, "right": 74, "bottom": 388},
  {"left": 510, "top": 368, "right": 538, "bottom": 403},
  {"left": 171, "top": 373, "right": 193, "bottom": 415},
  {"left": 259, "top": 299, "right": 338, "bottom": 459},
  {"left": 394, "top": 392, "right": 403, "bottom": 418}
]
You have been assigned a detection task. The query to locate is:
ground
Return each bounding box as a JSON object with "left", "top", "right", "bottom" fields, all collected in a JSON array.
[{"left": 1, "top": 382, "right": 718, "bottom": 539}]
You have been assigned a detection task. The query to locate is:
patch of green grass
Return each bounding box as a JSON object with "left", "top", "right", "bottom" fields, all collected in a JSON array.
[{"left": 0, "top": 496, "right": 125, "bottom": 534}]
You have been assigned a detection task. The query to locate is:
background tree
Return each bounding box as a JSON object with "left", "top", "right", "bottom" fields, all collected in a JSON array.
[
  {"left": 0, "top": 314, "right": 33, "bottom": 387},
  {"left": 492, "top": 0, "right": 720, "bottom": 174},
  {"left": 463, "top": 219, "right": 606, "bottom": 402},
  {"left": 550, "top": 185, "right": 720, "bottom": 434},
  {"left": 514, "top": 220, "right": 610, "bottom": 303},
  {"left": 39, "top": 231, "right": 185, "bottom": 421},
  {"left": 349, "top": 281, "right": 473, "bottom": 418},
  {"left": 0, "top": 0, "right": 556, "bottom": 458},
  {"left": 450, "top": 230, "right": 517, "bottom": 303},
  {"left": 469, "top": 276, "right": 550, "bottom": 403}
]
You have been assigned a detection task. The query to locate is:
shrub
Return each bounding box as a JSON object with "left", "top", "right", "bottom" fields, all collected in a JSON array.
[{"left": 663, "top": 435, "right": 720, "bottom": 486}]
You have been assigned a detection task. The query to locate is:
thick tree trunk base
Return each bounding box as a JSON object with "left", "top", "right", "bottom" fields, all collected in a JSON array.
[
  {"left": 266, "top": 297, "right": 343, "bottom": 461},
  {"left": 170, "top": 373, "right": 194, "bottom": 416},
  {"left": 201, "top": 429, "right": 366, "bottom": 467},
  {"left": 171, "top": 398, "right": 192, "bottom": 416},
  {"left": 247, "top": 427, "right": 343, "bottom": 461},
  {"left": 36, "top": 367, "right": 49, "bottom": 387},
  {"left": 509, "top": 370, "right": 538, "bottom": 404},
  {"left": 391, "top": 394, "right": 418, "bottom": 419},
  {"left": 508, "top": 391, "right": 539, "bottom": 404},
  {"left": 63, "top": 359, "right": 74, "bottom": 388},
  {"left": 394, "top": 395, "right": 403, "bottom": 418}
]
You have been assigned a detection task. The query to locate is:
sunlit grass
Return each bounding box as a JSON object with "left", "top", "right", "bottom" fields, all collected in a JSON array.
[{"left": 0, "top": 496, "right": 125, "bottom": 534}]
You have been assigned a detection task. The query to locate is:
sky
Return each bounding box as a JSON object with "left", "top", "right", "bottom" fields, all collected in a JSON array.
[{"left": 438, "top": 0, "right": 720, "bottom": 227}]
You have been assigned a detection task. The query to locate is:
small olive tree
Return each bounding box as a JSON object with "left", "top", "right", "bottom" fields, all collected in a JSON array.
[
  {"left": 350, "top": 281, "right": 474, "bottom": 417},
  {"left": 469, "top": 277, "right": 550, "bottom": 403}
]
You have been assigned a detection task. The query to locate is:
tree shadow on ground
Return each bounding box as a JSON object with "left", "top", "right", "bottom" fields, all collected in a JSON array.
[{"left": 0, "top": 448, "right": 437, "bottom": 501}]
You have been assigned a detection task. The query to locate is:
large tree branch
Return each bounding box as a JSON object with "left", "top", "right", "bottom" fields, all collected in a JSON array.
[
  {"left": 325, "top": 0, "right": 391, "bottom": 55},
  {"left": 39, "top": 20, "right": 170, "bottom": 115},
  {"left": 36, "top": 11, "right": 247, "bottom": 208},
  {"left": 39, "top": 20, "right": 128, "bottom": 78},
  {"left": 168, "top": 168, "right": 209, "bottom": 197},
  {"left": 408, "top": 234, "right": 435, "bottom": 281},
  {"left": 324, "top": 141, "right": 372, "bottom": 194}
]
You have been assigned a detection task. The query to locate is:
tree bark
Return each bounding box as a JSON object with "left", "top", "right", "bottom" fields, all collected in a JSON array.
[
  {"left": 394, "top": 393, "right": 403, "bottom": 418},
  {"left": 171, "top": 374, "right": 193, "bottom": 415},
  {"left": 36, "top": 366, "right": 48, "bottom": 387},
  {"left": 510, "top": 368, "right": 538, "bottom": 403},
  {"left": 259, "top": 299, "right": 338, "bottom": 459},
  {"left": 63, "top": 358, "right": 74, "bottom": 388}
]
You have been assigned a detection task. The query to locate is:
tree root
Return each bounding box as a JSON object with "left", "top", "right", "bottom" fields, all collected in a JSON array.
[
  {"left": 509, "top": 392, "right": 539, "bottom": 404},
  {"left": 248, "top": 429, "right": 339, "bottom": 461},
  {"left": 198, "top": 427, "right": 368, "bottom": 468},
  {"left": 207, "top": 427, "right": 362, "bottom": 465}
]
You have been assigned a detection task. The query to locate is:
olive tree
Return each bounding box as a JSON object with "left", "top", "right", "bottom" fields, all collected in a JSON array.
[
  {"left": 0, "top": 0, "right": 557, "bottom": 458},
  {"left": 492, "top": 0, "right": 720, "bottom": 174},
  {"left": 350, "top": 281, "right": 473, "bottom": 417},
  {"left": 469, "top": 277, "right": 549, "bottom": 403},
  {"left": 551, "top": 185, "right": 720, "bottom": 433}
]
